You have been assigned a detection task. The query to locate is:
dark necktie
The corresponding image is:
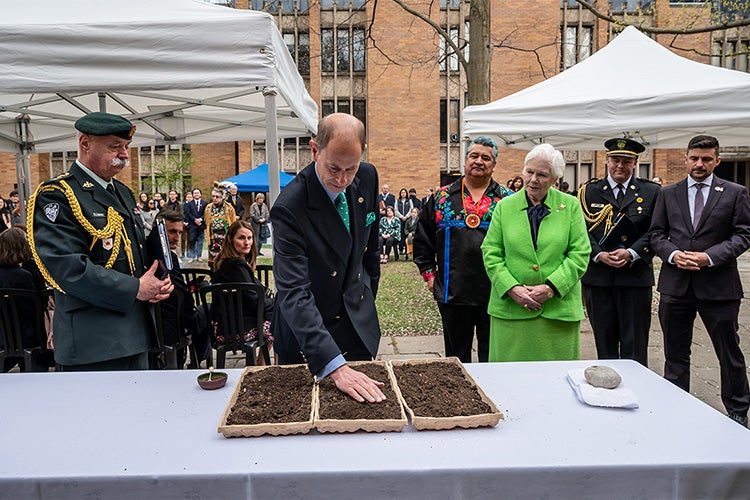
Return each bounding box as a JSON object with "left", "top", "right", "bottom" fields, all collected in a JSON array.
[
  {"left": 693, "top": 183, "right": 705, "bottom": 229},
  {"left": 335, "top": 192, "right": 350, "bottom": 232},
  {"left": 616, "top": 183, "right": 625, "bottom": 205},
  {"left": 106, "top": 184, "right": 115, "bottom": 195}
]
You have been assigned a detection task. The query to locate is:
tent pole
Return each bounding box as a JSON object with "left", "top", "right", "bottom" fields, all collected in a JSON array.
[
  {"left": 15, "top": 115, "right": 33, "bottom": 224},
  {"left": 263, "top": 87, "right": 280, "bottom": 207}
]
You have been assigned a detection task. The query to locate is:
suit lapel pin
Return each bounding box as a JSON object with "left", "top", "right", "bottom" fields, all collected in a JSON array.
[{"left": 715, "top": 186, "right": 724, "bottom": 192}]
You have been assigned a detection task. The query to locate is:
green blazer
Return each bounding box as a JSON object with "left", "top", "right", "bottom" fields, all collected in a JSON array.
[{"left": 481, "top": 188, "right": 590, "bottom": 322}]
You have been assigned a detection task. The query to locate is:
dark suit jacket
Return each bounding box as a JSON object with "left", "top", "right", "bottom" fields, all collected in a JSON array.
[
  {"left": 580, "top": 177, "right": 660, "bottom": 287},
  {"left": 183, "top": 199, "right": 208, "bottom": 241},
  {"left": 650, "top": 175, "right": 750, "bottom": 300},
  {"left": 227, "top": 193, "right": 245, "bottom": 219},
  {"left": 29, "top": 162, "right": 153, "bottom": 365},
  {"left": 271, "top": 162, "right": 381, "bottom": 374}
]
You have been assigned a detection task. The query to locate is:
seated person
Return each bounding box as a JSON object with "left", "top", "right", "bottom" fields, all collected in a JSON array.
[
  {"left": 213, "top": 220, "right": 275, "bottom": 365},
  {"left": 0, "top": 227, "right": 54, "bottom": 371},
  {"left": 146, "top": 209, "right": 209, "bottom": 368}
]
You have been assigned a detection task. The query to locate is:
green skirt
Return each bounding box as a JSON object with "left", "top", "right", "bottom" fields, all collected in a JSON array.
[{"left": 489, "top": 316, "right": 580, "bottom": 362}]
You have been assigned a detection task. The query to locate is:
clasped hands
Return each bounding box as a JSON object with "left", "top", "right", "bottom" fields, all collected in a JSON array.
[
  {"left": 673, "top": 251, "right": 709, "bottom": 271},
  {"left": 597, "top": 248, "right": 632, "bottom": 268},
  {"left": 509, "top": 284, "right": 551, "bottom": 311}
]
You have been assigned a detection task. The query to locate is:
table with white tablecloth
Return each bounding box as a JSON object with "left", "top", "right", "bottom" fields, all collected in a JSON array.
[{"left": 1, "top": 359, "right": 748, "bottom": 499}]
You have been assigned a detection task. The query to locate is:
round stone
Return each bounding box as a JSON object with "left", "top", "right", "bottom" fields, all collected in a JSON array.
[{"left": 584, "top": 365, "right": 622, "bottom": 389}]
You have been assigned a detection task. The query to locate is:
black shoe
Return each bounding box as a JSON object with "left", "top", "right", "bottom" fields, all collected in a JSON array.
[{"left": 728, "top": 413, "right": 748, "bottom": 428}]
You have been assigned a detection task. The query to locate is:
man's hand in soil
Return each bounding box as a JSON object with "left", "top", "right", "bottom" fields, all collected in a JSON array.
[{"left": 330, "top": 364, "right": 386, "bottom": 403}]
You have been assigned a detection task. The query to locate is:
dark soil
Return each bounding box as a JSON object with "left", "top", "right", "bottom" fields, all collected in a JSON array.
[
  {"left": 392, "top": 361, "right": 492, "bottom": 418},
  {"left": 317, "top": 363, "right": 403, "bottom": 420},
  {"left": 226, "top": 366, "right": 313, "bottom": 425}
]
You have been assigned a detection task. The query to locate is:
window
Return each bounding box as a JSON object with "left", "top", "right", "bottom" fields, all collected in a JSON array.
[
  {"left": 320, "top": 0, "right": 365, "bottom": 9},
  {"left": 321, "top": 99, "right": 367, "bottom": 128},
  {"left": 713, "top": 0, "right": 750, "bottom": 22},
  {"left": 440, "top": 27, "right": 461, "bottom": 72},
  {"left": 561, "top": 25, "right": 593, "bottom": 70},
  {"left": 610, "top": 0, "right": 653, "bottom": 12},
  {"left": 440, "top": 0, "right": 460, "bottom": 7},
  {"left": 713, "top": 39, "right": 749, "bottom": 73},
  {"left": 440, "top": 99, "right": 460, "bottom": 144},
  {"left": 284, "top": 32, "right": 310, "bottom": 75},
  {"left": 251, "top": 0, "right": 309, "bottom": 12},
  {"left": 564, "top": 162, "right": 592, "bottom": 192},
  {"left": 321, "top": 28, "right": 365, "bottom": 73}
]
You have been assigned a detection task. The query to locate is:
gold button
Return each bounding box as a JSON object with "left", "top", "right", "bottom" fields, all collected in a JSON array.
[
  {"left": 532, "top": 264, "right": 539, "bottom": 271},
  {"left": 358, "top": 197, "right": 364, "bottom": 203},
  {"left": 331, "top": 271, "right": 337, "bottom": 277}
]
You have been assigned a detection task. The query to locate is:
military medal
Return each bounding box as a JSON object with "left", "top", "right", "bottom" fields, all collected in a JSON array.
[
  {"left": 102, "top": 237, "right": 114, "bottom": 251},
  {"left": 465, "top": 213, "right": 481, "bottom": 228}
]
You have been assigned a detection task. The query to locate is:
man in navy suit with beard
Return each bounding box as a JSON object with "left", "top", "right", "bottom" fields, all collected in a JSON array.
[
  {"left": 650, "top": 135, "right": 750, "bottom": 428},
  {"left": 271, "top": 113, "right": 386, "bottom": 403}
]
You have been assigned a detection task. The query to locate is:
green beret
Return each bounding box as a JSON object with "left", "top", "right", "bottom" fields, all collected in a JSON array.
[
  {"left": 75, "top": 112, "right": 136, "bottom": 140},
  {"left": 604, "top": 138, "right": 645, "bottom": 159}
]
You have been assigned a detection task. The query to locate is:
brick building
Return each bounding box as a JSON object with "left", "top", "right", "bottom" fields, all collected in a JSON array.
[{"left": 1, "top": 0, "right": 748, "bottom": 200}]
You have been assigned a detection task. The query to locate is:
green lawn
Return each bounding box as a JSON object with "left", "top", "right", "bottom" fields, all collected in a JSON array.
[{"left": 257, "top": 251, "right": 441, "bottom": 337}]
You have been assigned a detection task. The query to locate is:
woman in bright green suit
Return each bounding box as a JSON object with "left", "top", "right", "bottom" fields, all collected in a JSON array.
[{"left": 481, "top": 144, "right": 590, "bottom": 361}]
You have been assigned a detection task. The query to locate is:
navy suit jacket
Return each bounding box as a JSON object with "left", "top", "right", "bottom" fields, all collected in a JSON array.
[
  {"left": 650, "top": 175, "right": 750, "bottom": 300},
  {"left": 183, "top": 199, "right": 208, "bottom": 241},
  {"left": 270, "top": 161, "right": 381, "bottom": 374}
]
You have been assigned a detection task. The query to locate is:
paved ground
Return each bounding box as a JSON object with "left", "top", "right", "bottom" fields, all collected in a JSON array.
[{"left": 221, "top": 252, "right": 750, "bottom": 418}]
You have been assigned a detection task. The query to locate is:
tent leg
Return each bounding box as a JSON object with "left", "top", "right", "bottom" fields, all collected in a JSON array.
[{"left": 264, "top": 87, "right": 281, "bottom": 207}]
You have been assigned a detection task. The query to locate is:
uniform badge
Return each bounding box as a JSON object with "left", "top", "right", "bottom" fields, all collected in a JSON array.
[
  {"left": 591, "top": 203, "right": 605, "bottom": 208},
  {"left": 82, "top": 181, "right": 95, "bottom": 189},
  {"left": 465, "top": 213, "right": 481, "bottom": 228},
  {"left": 43, "top": 203, "right": 59, "bottom": 222},
  {"left": 102, "top": 237, "right": 114, "bottom": 251},
  {"left": 617, "top": 140, "right": 626, "bottom": 150}
]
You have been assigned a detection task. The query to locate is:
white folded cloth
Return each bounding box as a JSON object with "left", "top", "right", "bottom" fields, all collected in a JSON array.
[{"left": 567, "top": 368, "right": 639, "bottom": 409}]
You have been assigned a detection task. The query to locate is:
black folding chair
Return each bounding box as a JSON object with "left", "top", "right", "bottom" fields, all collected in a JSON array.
[
  {"left": 150, "top": 293, "right": 189, "bottom": 369},
  {"left": 0, "top": 288, "right": 53, "bottom": 372},
  {"left": 199, "top": 282, "right": 271, "bottom": 368},
  {"left": 181, "top": 267, "right": 212, "bottom": 314},
  {"left": 255, "top": 264, "right": 273, "bottom": 289},
  {"left": 179, "top": 267, "right": 214, "bottom": 369}
]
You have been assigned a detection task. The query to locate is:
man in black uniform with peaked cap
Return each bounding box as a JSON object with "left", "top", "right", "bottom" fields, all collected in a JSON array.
[{"left": 577, "top": 138, "right": 660, "bottom": 366}]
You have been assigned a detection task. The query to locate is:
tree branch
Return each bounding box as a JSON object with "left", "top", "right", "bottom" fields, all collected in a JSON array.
[{"left": 576, "top": 0, "right": 750, "bottom": 34}]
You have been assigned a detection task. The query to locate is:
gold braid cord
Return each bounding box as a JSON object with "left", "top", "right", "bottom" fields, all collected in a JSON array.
[
  {"left": 577, "top": 183, "right": 614, "bottom": 235},
  {"left": 26, "top": 180, "right": 136, "bottom": 294}
]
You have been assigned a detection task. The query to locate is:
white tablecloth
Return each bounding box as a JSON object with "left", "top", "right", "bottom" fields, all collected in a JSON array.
[{"left": 1, "top": 359, "right": 749, "bottom": 499}]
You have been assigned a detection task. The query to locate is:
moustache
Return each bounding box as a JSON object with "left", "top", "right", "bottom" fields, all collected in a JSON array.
[{"left": 111, "top": 158, "right": 129, "bottom": 168}]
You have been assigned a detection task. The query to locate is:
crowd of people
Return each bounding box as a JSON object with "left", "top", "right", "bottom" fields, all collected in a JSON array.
[{"left": 3, "top": 110, "right": 748, "bottom": 428}]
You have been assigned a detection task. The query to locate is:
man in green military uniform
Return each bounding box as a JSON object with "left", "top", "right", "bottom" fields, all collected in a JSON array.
[
  {"left": 28, "top": 112, "right": 173, "bottom": 371},
  {"left": 577, "top": 138, "right": 660, "bottom": 366}
]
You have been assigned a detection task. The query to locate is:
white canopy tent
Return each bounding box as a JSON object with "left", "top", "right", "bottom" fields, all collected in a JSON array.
[
  {"left": 0, "top": 0, "right": 318, "bottom": 210},
  {"left": 463, "top": 26, "right": 750, "bottom": 151}
]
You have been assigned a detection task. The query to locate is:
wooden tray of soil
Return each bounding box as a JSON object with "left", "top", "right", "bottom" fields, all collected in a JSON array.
[
  {"left": 390, "top": 358, "right": 503, "bottom": 431},
  {"left": 314, "top": 361, "right": 407, "bottom": 433},
  {"left": 218, "top": 364, "right": 316, "bottom": 438}
]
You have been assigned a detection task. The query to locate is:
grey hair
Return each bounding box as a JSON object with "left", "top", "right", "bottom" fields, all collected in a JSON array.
[
  {"left": 524, "top": 143, "right": 564, "bottom": 179},
  {"left": 466, "top": 136, "right": 499, "bottom": 161}
]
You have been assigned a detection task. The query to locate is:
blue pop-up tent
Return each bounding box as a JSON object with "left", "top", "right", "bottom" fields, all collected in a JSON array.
[{"left": 222, "top": 164, "right": 295, "bottom": 193}]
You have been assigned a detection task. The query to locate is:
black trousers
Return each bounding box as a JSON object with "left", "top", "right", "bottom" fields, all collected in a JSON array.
[
  {"left": 437, "top": 302, "right": 489, "bottom": 363},
  {"left": 583, "top": 285, "right": 651, "bottom": 366},
  {"left": 659, "top": 291, "right": 750, "bottom": 416},
  {"left": 380, "top": 236, "right": 399, "bottom": 260}
]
